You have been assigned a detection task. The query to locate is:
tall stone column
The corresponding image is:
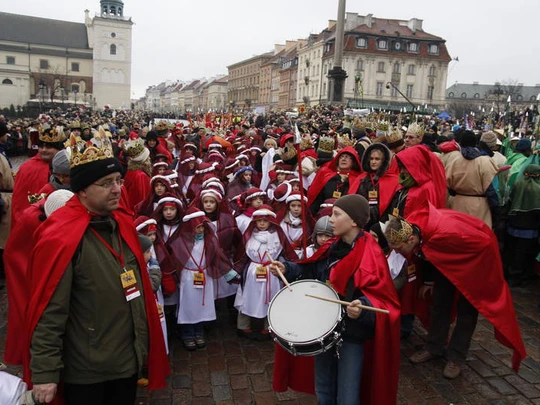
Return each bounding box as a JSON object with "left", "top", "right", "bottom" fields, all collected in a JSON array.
[{"left": 327, "top": 0, "right": 348, "bottom": 104}]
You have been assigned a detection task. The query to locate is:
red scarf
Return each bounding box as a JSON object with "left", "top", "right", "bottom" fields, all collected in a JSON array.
[{"left": 22, "top": 197, "right": 170, "bottom": 398}]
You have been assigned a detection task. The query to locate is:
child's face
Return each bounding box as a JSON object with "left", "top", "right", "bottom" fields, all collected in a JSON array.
[
  {"left": 154, "top": 182, "right": 166, "bottom": 196},
  {"left": 157, "top": 167, "right": 166, "bottom": 175},
  {"left": 250, "top": 197, "right": 263, "bottom": 209},
  {"left": 147, "top": 139, "right": 157, "bottom": 148},
  {"left": 290, "top": 182, "right": 300, "bottom": 191},
  {"left": 162, "top": 206, "right": 178, "bottom": 221},
  {"left": 202, "top": 196, "right": 217, "bottom": 214},
  {"left": 256, "top": 218, "right": 270, "bottom": 231},
  {"left": 147, "top": 231, "right": 156, "bottom": 243},
  {"left": 241, "top": 171, "right": 252, "bottom": 184},
  {"left": 277, "top": 173, "right": 287, "bottom": 183},
  {"left": 288, "top": 201, "right": 302, "bottom": 217},
  {"left": 316, "top": 233, "right": 332, "bottom": 246},
  {"left": 195, "top": 224, "right": 205, "bottom": 234},
  {"left": 143, "top": 249, "right": 152, "bottom": 263}
]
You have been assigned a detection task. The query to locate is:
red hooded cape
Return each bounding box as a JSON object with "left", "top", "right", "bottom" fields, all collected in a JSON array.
[
  {"left": 407, "top": 203, "right": 527, "bottom": 371},
  {"left": 3, "top": 201, "right": 46, "bottom": 365},
  {"left": 395, "top": 145, "right": 447, "bottom": 217},
  {"left": 307, "top": 147, "right": 362, "bottom": 206},
  {"left": 273, "top": 232, "right": 401, "bottom": 405},
  {"left": 11, "top": 154, "right": 50, "bottom": 229},
  {"left": 22, "top": 197, "right": 170, "bottom": 395},
  {"left": 124, "top": 169, "right": 152, "bottom": 212}
]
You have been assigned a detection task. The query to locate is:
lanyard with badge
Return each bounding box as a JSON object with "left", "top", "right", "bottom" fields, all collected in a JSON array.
[{"left": 89, "top": 228, "right": 141, "bottom": 301}]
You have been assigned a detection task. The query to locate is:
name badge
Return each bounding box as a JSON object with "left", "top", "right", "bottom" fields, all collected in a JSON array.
[
  {"left": 193, "top": 272, "right": 205, "bottom": 288},
  {"left": 407, "top": 264, "right": 417, "bottom": 282},
  {"left": 156, "top": 302, "right": 165, "bottom": 320},
  {"left": 392, "top": 207, "right": 400, "bottom": 217},
  {"left": 332, "top": 191, "right": 342, "bottom": 198},
  {"left": 256, "top": 265, "right": 268, "bottom": 282},
  {"left": 368, "top": 190, "right": 378, "bottom": 199},
  {"left": 120, "top": 270, "right": 141, "bottom": 301}
]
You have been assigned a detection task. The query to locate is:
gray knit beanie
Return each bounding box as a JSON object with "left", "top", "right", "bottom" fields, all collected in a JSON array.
[
  {"left": 333, "top": 194, "right": 370, "bottom": 228},
  {"left": 52, "top": 149, "right": 71, "bottom": 176}
]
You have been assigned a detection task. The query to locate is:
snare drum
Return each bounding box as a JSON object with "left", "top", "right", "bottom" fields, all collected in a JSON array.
[{"left": 267, "top": 279, "right": 343, "bottom": 356}]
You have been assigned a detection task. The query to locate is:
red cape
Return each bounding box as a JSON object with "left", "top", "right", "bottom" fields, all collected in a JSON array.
[
  {"left": 3, "top": 201, "right": 46, "bottom": 365},
  {"left": 124, "top": 169, "right": 152, "bottom": 212},
  {"left": 407, "top": 203, "right": 527, "bottom": 371},
  {"left": 307, "top": 147, "right": 362, "bottom": 206},
  {"left": 22, "top": 197, "right": 170, "bottom": 394},
  {"left": 355, "top": 172, "right": 400, "bottom": 215},
  {"left": 11, "top": 155, "right": 50, "bottom": 229},
  {"left": 273, "top": 233, "right": 401, "bottom": 405},
  {"left": 396, "top": 146, "right": 447, "bottom": 216}
]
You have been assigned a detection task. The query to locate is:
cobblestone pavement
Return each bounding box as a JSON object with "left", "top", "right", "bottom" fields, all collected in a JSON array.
[{"left": 1, "top": 282, "right": 539, "bottom": 405}]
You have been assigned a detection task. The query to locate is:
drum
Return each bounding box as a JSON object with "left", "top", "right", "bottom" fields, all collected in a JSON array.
[{"left": 267, "top": 279, "right": 343, "bottom": 356}]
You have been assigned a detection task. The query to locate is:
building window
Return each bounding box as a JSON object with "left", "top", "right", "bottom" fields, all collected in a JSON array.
[
  {"left": 39, "top": 59, "right": 49, "bottom": 69},
  {"left": 408, "top": 64, "right": 416, "bottom": 75},
  {"left": 377, "top": 39, "right": 388, "bottom": 50},
  {"left": 6, "top": 56, "right": 15, "bottom": 65},
  {"left": 391, "top": 86, "right": 397, "bottom": 97},
  {"left": 394, "top": 42, "right": 403, "bottom": 51},
  {"left": 71, "top": 84, "right": 80, "bottom": 92},
  {"left": 474, "top": 93, "right": 480, "bottom": 99},
  {"left": 2, "top": 79, "right": 13, "bottom": 85},
  {"left": 377, "top": 62, "right": 385, "bottom": 73},
  {"left": 71, "top": 62, "right": 80, "bottom": 72},
  {"left": 429, "top": 65, "right": 436, "bottom": 76},
  {"left": 111, "top": 32, "right": 116, "bottom": 38},
  {"left": 516, "top": 95, "right": 523, "bottom": 101},
  {"left": 356, "top": 59, "right": 364, "bottom": 71},
  {"left": 428, "top": 44, "right": 439, "bottom": 55},
  {"left": 406, "top": 84, "right": 413, "bottom": 98},
  {"left": 356, "top": 37, "right": 367, "bottom": 48},
  {"left": 110, "top": 44, "right": 116, "bottom": 55},
  {"left": 448, "top": 92, "right": 454, "bottom": 98},
  {"left": 393, "top": 63, "right": 401, "bottom": 73},
  {"left": 408, "top": 42, "right": 418, "bottom": 53},
  {"left": 376, "top": 82, "right": 383, "bottom": 96},
  {"left": 531, "top": 96, "right": 537, "bottom": 101},
  {"left": 427, "top": 86, "right": 434, "bottom": 100},
  {"left": 461, "top": 92, "right": 467, "bottom": 98}
]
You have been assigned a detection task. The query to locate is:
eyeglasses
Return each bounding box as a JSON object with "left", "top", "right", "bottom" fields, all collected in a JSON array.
[{"left": 93, "top": 178, "right": 124, "bottom": 189}]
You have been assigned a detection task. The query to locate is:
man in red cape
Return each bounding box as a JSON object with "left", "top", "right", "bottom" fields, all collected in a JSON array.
[
  {"left": 385, "top": 203, "right": 526, "bottom": 378},
  {"left": 10, "top": 127, "right": 64, "bottom": 229},
  {"left": 271, "top": 195, "right": 401, "bottom": 405},
  {"left": 22, "top": 133, "right": 169, "bottom": 405}
]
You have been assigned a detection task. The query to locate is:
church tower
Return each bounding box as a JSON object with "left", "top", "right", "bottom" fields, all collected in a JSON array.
[{"left": 86, "top": 0, "right": 133, "bottom": 109}]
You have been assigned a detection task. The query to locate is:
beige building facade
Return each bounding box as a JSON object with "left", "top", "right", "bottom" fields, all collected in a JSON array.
[{"left": 227, "top": 52, "right": 272, "bottom": 110}]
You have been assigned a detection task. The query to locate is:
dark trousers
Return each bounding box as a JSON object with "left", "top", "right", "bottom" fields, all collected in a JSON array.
[
  {"left": 426, "top": 270, "right": 479, "bottom": 362},
  {"left": 63, "top": 375, "right": 137, "bottom": 405}
]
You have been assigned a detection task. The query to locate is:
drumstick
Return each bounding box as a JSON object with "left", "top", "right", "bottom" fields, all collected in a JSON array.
[
  {"left": 265, "top": 251, "right": 292, "bottom": 291},
  {"left": 304, "top": 293, "right": 390, "bottom": 314}
]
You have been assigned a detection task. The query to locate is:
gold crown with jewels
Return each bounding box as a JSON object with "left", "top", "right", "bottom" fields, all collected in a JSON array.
[
  {"left": 406, "top": 122, "right": 425, "bottom": 137},
  {"left": 384, "top": 217, "right": 413, "bottom": 244},
  {"left": 39, "top": 126, "right": 66, "bottom": 143},
  {"left": 69, "top": 126, "right": 114, "bottom": 168}
]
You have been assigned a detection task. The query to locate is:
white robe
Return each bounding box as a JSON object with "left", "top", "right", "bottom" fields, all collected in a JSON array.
[
  {"left": 235, "top": 213, "right": 252, "bottom": 234},
  {"left": 234, "top": 230, "right": 283, "bottom": 319},
  {"left": 176, "top": 238, "right": 216, "bottom": 324}
]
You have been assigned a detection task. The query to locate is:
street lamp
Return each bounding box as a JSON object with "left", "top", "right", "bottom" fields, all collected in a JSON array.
[
  {"left": 74, "top": 89, "right": 78, "bottom": 106},
  {"left": 386, "top": 82, "right": 415, "bottom": 110}
]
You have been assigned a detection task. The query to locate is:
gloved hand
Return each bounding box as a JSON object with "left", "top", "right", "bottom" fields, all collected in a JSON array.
[{"left": 224, "top": 269, "right": 241, "bottom": 284}]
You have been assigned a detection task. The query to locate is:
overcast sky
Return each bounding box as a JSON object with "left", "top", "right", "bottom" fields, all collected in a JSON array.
[{"left": 4, "top": 0, "right": 540, "bottom": 98}]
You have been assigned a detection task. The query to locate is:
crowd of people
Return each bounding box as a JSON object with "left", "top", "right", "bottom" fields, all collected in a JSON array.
[{"left": 0, "top": 104, "right": 538, "bottom": 404}]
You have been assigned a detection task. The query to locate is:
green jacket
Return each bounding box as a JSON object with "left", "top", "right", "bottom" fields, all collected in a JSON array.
[{"left": 31, "top": 217, "right": 148, "bottom": 384}]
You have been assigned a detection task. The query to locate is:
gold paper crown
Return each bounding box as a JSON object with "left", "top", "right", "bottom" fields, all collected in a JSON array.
[
  {"left": 300, "top": 134, "right": 314, "bottom": 151},
  {"left": 352, "top": 117, "right": 367, "bottom": 131},
  {"left": 377, "top": 120, "right": 390, "bottom": 133},
  {"left": 39, "top": 126, "right": 66, "bottom": 143},
  {"left": 317, "top": 134, "right": 335, "bottom": 154},
  {"left": 384, "top": 217, "right": 413, "bottom": 244},
  {"left": 386, "top": 126, "right": 403, "bottom": 144},
  {"left": 407, "top": 122, "right": 425, "bottom": 137},
  {"left": 28, "top": 192, "right": 47, "bottom": 205},
  {"left": 336, "top": 133, "right": 355, "bottom": 147},
  {"left": 123, "top": 138, "right": 145, "bottom": 158},
  {"left": 69, "top": 126, "right": 114, "bottom": 168}
]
